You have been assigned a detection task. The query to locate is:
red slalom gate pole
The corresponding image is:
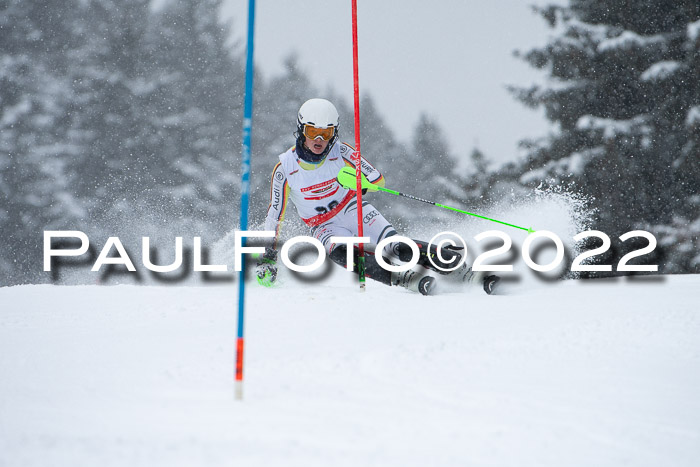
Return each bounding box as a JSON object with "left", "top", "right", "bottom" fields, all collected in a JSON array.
[{"left": 351, "top": 0, "right": 366, "bottom": 291}]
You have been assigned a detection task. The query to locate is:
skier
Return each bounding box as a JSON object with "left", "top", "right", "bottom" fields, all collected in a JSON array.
[{"left": 256, "top": 98, "right": 499, "bottom": 295}]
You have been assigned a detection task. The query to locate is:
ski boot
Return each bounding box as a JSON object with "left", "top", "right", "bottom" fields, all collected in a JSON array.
[
  {"left": 392, "top": 268, "right": 435, "bottom": 296},
  {"left": 442, "top": 262, "right": 501, "bottom": 295},
  {"left": 483, "top": 275, "right": 500, "bottom": 295}
]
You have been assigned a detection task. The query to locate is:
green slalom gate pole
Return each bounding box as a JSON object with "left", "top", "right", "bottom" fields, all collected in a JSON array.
[{"left": 337, "top": 167, "right": 535, "bottom": 234}]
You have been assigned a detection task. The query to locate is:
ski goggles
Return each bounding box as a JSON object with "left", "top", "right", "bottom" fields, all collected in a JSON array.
[{"left": 303, "top": 124, "right": 335, "bottom": 141}]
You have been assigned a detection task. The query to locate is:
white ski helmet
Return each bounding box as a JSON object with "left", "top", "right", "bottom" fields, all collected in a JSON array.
[{"left": 296, "top": 98, "right": 340, "bottom": 162}]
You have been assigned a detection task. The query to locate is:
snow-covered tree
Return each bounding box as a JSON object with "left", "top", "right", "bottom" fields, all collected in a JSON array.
[
  {"left": 458, "top": 147, "right": 492, "bottom": 202},
  {"left": 147, "top": 0, "right": 243, "bottom": 234},
  {"left": 404, "top": 113, "right": 464, "bottom": 217},
  {"left": 511, "top": 0, "right": 700, "bottom": 272},
  {"left": 249, "top": 55, "right": 319, "bottom": 230},
  {"left": 1, "top": 0, "right": 249, "bottom": 284},
  {"left": 0, "top": 0, "right": 86, "bottom": 284},
  {"left": 62, "top": 0, "right": 244, "bottom": 241}
]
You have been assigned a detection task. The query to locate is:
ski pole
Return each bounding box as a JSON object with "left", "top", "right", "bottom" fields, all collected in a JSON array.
[{"left": 337, "top": 167, "right": 535, "bottom": 234}]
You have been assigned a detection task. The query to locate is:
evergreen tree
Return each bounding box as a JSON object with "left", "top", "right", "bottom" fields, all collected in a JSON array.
[
  {"left": 469, "top": 147, "right": 488, "bottom": 176},
  {"left": 459, "top": 147, "right": 491, "bottom": 203},
  {"left": 407, "top": 113, "right": 462, "bottom": 215},
  {"left": 358, "top": 94, "right": 406, "bottom": 170},
  {"left": 147, "top": 0, "right": 243, "bottom": 235},
  {"left": 0, "top": 0, "right": 84, "bottom": 284},
  {"left": 355, "top": 94, "right": 410, "bottom": 224},
  {"left": 1, "top": 0, "right": 249, "bottom": 284},
  {"left": 254, "top": 54, "right": 314, "bottom": 157},
  {"left": 64, "top": 0, "right": 158, "bottom": 220},
  {"left": 250, "top": 55, "right": 318, "bottom": 230},
  {"left": 511, "top": 0, "right": 700, "bottom": 272},
  {"left": 64, "top": 0, "right": 244, "bottom": 240}
]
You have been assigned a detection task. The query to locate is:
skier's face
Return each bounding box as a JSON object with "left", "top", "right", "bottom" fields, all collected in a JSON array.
[{"left": 304, "top": 136, "right": 329, "bottom": 155}]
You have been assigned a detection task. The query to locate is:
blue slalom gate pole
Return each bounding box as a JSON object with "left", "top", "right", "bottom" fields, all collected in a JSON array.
[{"left": 236, "top": 0, "right": 256, "bottom": 401}]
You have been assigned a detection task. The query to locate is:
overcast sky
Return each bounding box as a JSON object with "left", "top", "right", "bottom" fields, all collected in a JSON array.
[{"left": 222, "top": 0, "right": 559, "bottom": 167}]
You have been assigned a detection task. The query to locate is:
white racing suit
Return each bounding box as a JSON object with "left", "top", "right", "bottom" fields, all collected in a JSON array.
[
  {"left": 264, "top": 141, "right": 392, "bottom": 249},
  {"left": 263, "top": 141, "right": 479, "bottom": 288}
]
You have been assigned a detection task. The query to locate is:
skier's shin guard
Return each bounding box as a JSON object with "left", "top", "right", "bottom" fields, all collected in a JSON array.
[
  {"left": 387, "top": 239, "right": 464, "bottom": 274},
  {"left": 328, "top": 244, "right": 392, "bottom": 286}
]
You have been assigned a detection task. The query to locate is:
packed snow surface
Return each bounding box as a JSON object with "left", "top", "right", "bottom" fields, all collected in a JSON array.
[{"left": 1, "top": 274, "right": 699, "bottom": 467}]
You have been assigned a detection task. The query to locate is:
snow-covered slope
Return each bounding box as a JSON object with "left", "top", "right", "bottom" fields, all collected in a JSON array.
[{"left": 1, "top": 275, "right": 699, "bottom": 467}]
